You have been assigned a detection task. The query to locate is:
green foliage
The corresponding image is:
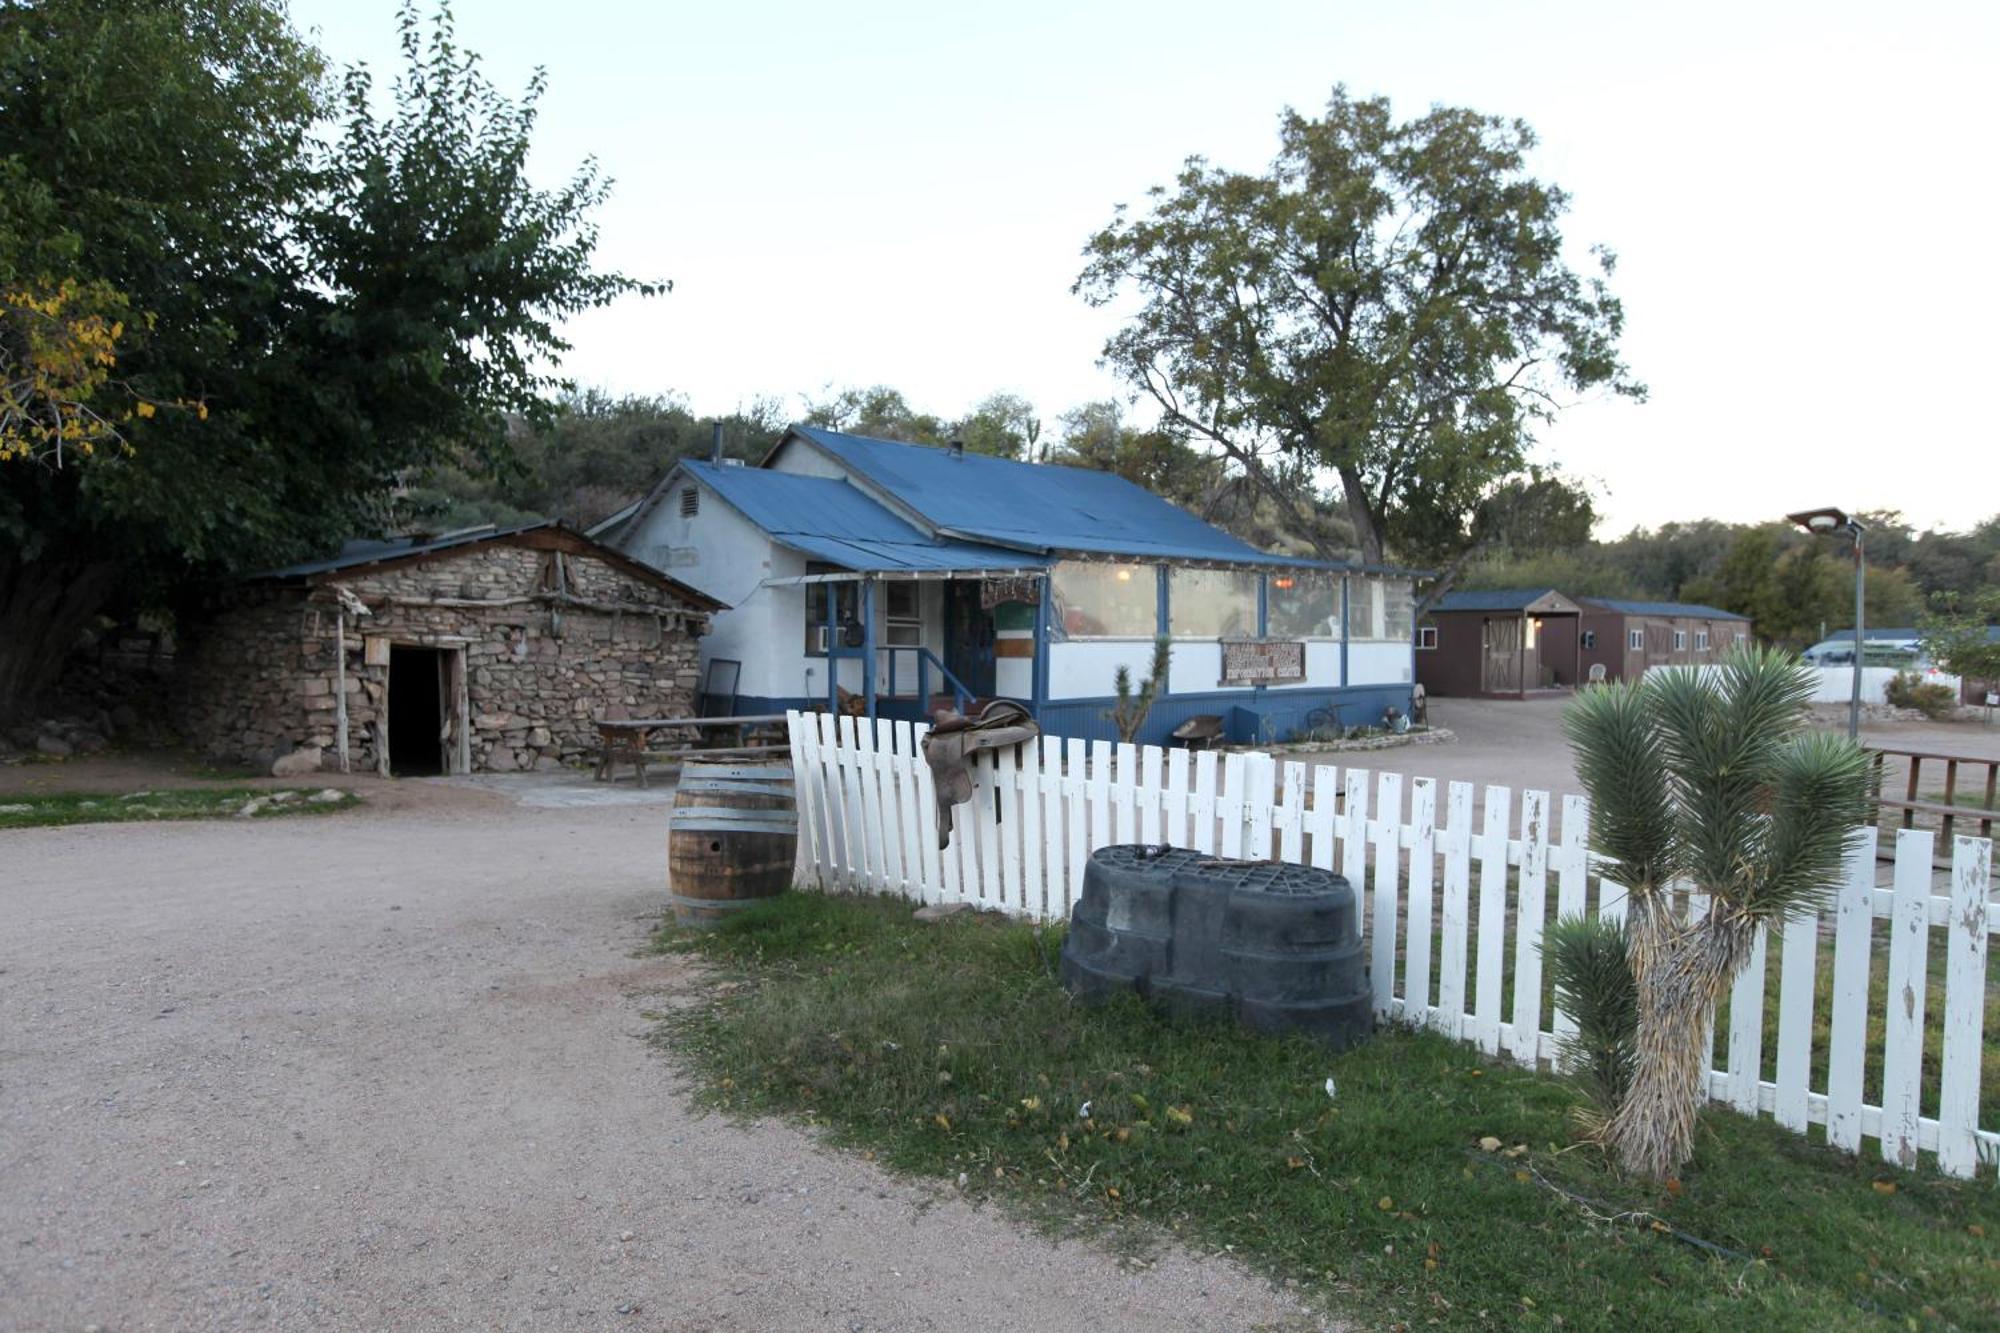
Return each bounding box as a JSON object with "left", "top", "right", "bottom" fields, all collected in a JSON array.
[
  {"left": 1076, "top": 87, "right": 1639, "bottom": 572},
  {"left": 1919, "top": 589, "right": 2000, "bottom": 687},
  {"left": 1106, "top": 636, "right": 1171, "bottom": 743},
  {"left": 1680, "top": 526, "right": 1924, "bottom": 646},
  {"left": 1883, "top": 670, "right": 1958, "bottom": 719},
  {"left": 1544, "top": 915, "right": 1637, "bottom": 1121},
  {"left": 658, "top": 891, "right": 2000, "bottom": 1329},
  {"left": 0, "top": 1, "right": 652, "bottom": 718},
  {"left": 0, "top": 786, "right": 358, "bottom": 829}
]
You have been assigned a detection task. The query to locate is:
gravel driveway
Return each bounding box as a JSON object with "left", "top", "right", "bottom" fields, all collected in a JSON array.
[{"left": 0, "top": 782, "right": 1318, "bottom": 1331}]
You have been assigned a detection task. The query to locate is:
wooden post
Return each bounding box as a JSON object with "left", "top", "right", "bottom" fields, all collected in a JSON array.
[
  {"left": 452, "top": 647, "right": 471, "bottom": 774},
  {"left": 334, "top": 610, "right": 351, "bottom": 773}
]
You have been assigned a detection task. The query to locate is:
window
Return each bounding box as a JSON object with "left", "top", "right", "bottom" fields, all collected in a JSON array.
[
  {"left": 1051, "top": 561, "right": 1157, "bottom": 638},
  {"left": 1267, "top": 572, "right": 1340, "bottom": 639},
  {"left": 679, "top": 486, "right": 699, "bottom": 517},
  {"left": 1381, "top": 581, "right": 1416, "bottom": 641},
  {"left": 1695, "top": 629, "right": 1710, "bottom": 651},
  {"left": 1351, "top": 576, "right": 1416, "bottom": 641},
  {"left": 1673, "top": 629, "right": 1688, "bottom": 651},
  {"left": 883, "top": 581, "right": 922, "bottom": 647},
  {"left": 804, "top": 563, "right": 858, "bottom": 655},
  {"left": 1170, "top": 568, "right": 1259, "bottom": 638},
  {"left": 1582, "top": 630, "right": 1597, "bottom": 649},
  {"left": 1628, "top": 628, "right": 1644, "bottom": 651},
  {"left": 1416, "top": 625, "right": 1439, "bottom": 650}
]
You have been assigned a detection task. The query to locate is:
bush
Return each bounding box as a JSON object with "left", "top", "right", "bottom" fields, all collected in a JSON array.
[{"left": 1884, "top": 670, "right": 1957, "bottom": 719}]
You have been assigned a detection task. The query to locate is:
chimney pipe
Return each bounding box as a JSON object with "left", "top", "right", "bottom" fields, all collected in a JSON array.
[
  {"left": 948, "top": 436, "right": 964, "bottom": 459},
  {"left": 710, "top": 421, "right": 724, "bottom": 463}
]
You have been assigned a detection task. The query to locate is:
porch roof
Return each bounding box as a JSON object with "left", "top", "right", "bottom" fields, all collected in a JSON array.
[{"left": 687, "top": 461, "right": 1046, "bottom": 574}]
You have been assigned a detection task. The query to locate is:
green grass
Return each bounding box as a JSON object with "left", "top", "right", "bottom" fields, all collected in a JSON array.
[
  {"left": 656, "top": 893, "right": 2000, "bottom": 1331},
  {"left": 0, "top": 786, "right": 360, "bottom": 829}
]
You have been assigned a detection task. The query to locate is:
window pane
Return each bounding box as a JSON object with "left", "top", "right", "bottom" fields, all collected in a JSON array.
[
  {"left": 1051, "top": 561, "right": 1157, "bottom": 638},
  {"left": 1170, "top": 568, "right": 1260, "bottom": 638},
  {"left": 1348, "top": 577, "right": 1379, "bottom": 639},
  {"left": 1266, "top": 573, "right": 1340, "bottom": 639},
  {"left": 884, "top": 582, "right": 920, "bottom": 618},
  {"left": 1380, "top": 581, "right": 1414, "bottom": 641}
]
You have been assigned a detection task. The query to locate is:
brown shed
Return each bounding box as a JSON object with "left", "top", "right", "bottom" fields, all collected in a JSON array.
[
  {"left": 1574, "top": 598, "right": 1753, "bottom": 683},
  {"left": 174, "top": 523, "right": 726, "bottom": 776},
  {"left": 1416, "top": 589, "right": 1584, "bottom": 698}
]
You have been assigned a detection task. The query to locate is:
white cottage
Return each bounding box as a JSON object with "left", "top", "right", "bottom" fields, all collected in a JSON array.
[{"left": 595, "top": 426, "right": 1419, "bottom": 745}]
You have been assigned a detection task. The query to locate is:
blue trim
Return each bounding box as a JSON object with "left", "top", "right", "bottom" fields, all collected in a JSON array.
[
  {"left": 1256, "top": 576, "right": 1269, "bottom": 637},
  {"left": 1155, "top": 564, "right": 1169, "bottom": 637},
  {"left": 1032, "top": 574, "right": 1052, "bottom": 710},
  {"left": 859, "top": 579, "right": 877, "bottom": 720}
]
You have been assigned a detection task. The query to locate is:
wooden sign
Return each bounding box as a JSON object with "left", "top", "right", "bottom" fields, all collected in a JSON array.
[{"left": 1220, "top": 639, "right": 1305, "bottom": 685}]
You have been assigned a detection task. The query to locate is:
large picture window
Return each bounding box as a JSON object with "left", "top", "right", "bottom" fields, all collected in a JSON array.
[
  {"left": 1170, "top": 568, "right": 1260, "bottom": 638},
  {"left": 1051, "top": 561, "right": 1157, "bottom": 638},
  {"left": 1266, "top": 572, "right": 1341, "bottom": 639},
  {"left": 1350, "top": 576, "right": 1415, "bottom": 641}
]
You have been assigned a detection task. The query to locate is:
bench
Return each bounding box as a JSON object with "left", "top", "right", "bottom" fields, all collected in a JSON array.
[{"left": 595, "top": 714, "right": 788, "bottom": 788}]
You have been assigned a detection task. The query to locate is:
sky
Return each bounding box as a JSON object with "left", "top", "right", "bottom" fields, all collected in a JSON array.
[{"left": 287, "top": 0, "right": 1998, "bottom": 538}]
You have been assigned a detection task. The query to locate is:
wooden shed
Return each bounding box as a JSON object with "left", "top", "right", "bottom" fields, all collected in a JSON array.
[
  {"left": 1574, "top": 598, "right": 1753, "bottom": 682},
  {"left": 174, "top": 523, "right": 725, "bottom": 775},
  {"left": 1416, "top": 589, "right": 1584, "bottom": 698}
]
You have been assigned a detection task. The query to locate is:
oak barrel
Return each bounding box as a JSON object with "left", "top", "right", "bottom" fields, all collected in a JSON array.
[{"left": 668, "top": 759, "right": 798, "bottom": 927}]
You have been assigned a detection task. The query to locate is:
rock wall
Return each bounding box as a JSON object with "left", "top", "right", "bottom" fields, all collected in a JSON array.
[{"left": 174, "top": 541, "right": 709, "bottom": 773}]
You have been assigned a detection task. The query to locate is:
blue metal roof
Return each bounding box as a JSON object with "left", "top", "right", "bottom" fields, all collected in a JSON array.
[
  {"left": 788, "top": 426, "right": 1331, "bottom": 567},
  {"left": 685, "top": 461, "right": 1045, "bottom": 573},
  {"left": 1579, "top": 597, "right": 1750, "bottom": 621},
  {"left": 1432, "top": 588, "right": 1568, "bottom": 612}
]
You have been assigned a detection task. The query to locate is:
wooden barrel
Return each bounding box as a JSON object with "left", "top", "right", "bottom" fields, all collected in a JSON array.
[{"left": 668, "top": 759, "right": 798, "bottom": 927}]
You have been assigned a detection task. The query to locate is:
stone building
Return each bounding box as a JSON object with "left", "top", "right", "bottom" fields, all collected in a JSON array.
[{"left": 174, "top": 523, "right": 725, "bottom": 775}]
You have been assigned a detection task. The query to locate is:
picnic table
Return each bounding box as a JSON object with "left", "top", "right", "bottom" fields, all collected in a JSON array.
[
  {"left": 594, "top": 713, "right": 788, "bottom": 788},
  {"left": 1865, "top": 744, "right": 1998, "bottom": 847}
]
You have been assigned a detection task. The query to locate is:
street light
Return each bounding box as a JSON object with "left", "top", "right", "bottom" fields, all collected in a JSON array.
[{"left": 1787, "top": 506, "right": 1866, "bottom": 739}]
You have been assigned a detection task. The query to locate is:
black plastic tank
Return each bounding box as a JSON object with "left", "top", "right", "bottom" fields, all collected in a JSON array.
[{"left": 1059, "top": 844, "right": 1373, "bottom": 1050}]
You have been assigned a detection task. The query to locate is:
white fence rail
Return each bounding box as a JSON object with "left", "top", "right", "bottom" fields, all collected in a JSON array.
[{"left": 784, "top": 711, "right": 1998, "bottom": 1178}]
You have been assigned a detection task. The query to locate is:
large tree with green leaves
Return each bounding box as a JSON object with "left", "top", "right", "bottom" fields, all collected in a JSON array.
[
  {"left": 0, "top": 1, "right": 653, "bottom": 723},
  {"left": 1076, "top": 87, "right": 1641, "bottom": 599}
]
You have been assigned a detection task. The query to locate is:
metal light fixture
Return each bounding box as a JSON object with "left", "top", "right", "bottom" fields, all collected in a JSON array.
[{"left": 1786, "top": 506, "right": 1866, "bottom": 739}]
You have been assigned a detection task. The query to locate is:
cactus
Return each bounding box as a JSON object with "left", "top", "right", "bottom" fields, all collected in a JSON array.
[{"left": 1107, "top": 636, "right": 1172, "bottom": 744}]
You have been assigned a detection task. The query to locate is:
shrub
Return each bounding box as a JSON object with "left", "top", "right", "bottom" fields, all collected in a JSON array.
[{"left": 1884, "top": 670, "right": 1957, "bottom": 719}]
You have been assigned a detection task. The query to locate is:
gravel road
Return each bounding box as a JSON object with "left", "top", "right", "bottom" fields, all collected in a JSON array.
[{"left": 0, "top": 783, "right": 1321, "bottom": 1331}]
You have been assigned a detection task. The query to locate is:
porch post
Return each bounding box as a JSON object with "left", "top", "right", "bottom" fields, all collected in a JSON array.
[
  {"left": 1032, "top": 572, "right": 1051, "bottom": 712},
  {"left": 860, "top": 578, "right": 877, "bottom": 721},
  {"left": 1339, "top": 575, "right": 1350, "bottom": 691},
  {"left": 1256, "top": 575, "right": 1269, "bottom": 637},
  {"left": 825, "top": 580, "right": 839, "bottom": 716}
]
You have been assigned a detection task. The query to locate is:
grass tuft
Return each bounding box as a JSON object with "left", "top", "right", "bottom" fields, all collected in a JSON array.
[
  {"left": 0, "top": 786, "right": 360, "bottom": 829},
  {"left": 655, "top": 892, "right": 2000, "bottom": 1330}
]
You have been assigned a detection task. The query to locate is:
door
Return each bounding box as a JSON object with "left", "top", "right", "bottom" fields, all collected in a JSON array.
[
  {"left": 1481, "top": 616, "right": 1523, "bottom": 693},
  {"left": 387, "top": 644, "right": 449, "bottom": 776},
  {"left": 943, "top": 580, "right": 997, "bottom": 698}
]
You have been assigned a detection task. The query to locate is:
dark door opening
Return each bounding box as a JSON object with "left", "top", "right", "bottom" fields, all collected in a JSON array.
[
  {"left": 388, "top": 645, "right": 447, "bottom": 776},
  {"left": 943, "top": 581, "right": 997, "bottom": 698}
]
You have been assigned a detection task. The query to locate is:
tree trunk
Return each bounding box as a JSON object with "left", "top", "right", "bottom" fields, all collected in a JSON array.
[
  {"left": 1605, "top": 906, "right": 1754, "bottom": 1179},
  {"left": 0, "top": 551, "right": 121, "bottom": 729},
  {"left": 1337, "top": 465, "right": 1386, "bottom": 566}
]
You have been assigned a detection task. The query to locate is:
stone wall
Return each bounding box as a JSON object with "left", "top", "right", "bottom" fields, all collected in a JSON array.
[{"left": 174, "top": 539, "right": 709, "bottom": 773}]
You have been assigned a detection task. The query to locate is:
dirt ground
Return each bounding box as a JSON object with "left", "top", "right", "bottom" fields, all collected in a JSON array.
[{"left": 0, "top": 775, "right": 1323, "bottom": 1333}]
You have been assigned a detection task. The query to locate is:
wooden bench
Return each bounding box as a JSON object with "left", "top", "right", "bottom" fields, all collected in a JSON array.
[
  {"left": 1866, "top": 745, "right": 1999, "bottom": 850},
  {"left": 595, "top": 714, "right": 788, "bottom": 788}
]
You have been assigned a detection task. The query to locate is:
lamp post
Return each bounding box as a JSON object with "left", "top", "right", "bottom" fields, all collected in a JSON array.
[{"left": 1787, "top": 506, "right": 1866, "bottom": 740}]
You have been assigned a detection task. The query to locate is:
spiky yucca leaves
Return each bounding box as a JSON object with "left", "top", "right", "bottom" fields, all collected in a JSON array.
[
  {"left": 1108, "top": 636, "right": 1173, "bottom": 743},
  {"left": 1563, "top": 647, "right": 1868, "bottom": 1178},
  {"left": 1546, "top": 914, "right": 1638, "bottom": 1134}
]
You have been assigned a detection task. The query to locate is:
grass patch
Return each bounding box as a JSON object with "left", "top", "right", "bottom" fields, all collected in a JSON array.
[
  {"left": 0, "top": 786, "right": 360, "bottom": 829},
  {"left": 656, "top": 892, "right": 2000, "bottom": 1330}
]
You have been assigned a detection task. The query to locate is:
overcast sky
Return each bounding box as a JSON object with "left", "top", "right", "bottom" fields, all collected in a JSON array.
[{"left": 289, "top": 0, "right": 1996, "bottom": 538}]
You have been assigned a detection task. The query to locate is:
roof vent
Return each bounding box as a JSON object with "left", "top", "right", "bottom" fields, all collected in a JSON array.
[{"left": 679, "top": 487, "right": 699, "bottom": 517}]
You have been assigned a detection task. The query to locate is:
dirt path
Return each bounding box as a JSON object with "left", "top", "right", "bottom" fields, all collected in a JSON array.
[{"left": 0, "top": 785, "right": 1319, "bottom": 1331}]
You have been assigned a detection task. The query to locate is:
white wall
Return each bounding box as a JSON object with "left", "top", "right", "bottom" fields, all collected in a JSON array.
[
  {"left": 1049, "top": 640, "right": 1162, "bottom": 700},
  {"left": 1809, "top": 664, "right": 1960, "bottom": 705},
  {"left": 1349, "top": 641, "right": 1414, "bottom": 687},
  {"left": 1263, "top": 641, "right": 1343, "bottom": 690}
]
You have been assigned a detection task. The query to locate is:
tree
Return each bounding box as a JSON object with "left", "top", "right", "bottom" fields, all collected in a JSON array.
[
  {"left": 1683, "top": 526, "right": 1925, "bottom": 646},
  {"left": 803, "top": 385, "right": 947, "bottom": 444},
  {"left": 0, "top": 2, "right": 652, "bottom": 723},
  {"left": 1919, "top": 590, "right": 2000, "bottom": 691},
  {"left": 1564, "top": 649, "right": 1867, "bottom": 1178},
  {"left": 1075, "top": 87, "right": 1641, "bottom": 603},
  {"left": 954, "top": 391, "right": 1040, "bottom": 460}
]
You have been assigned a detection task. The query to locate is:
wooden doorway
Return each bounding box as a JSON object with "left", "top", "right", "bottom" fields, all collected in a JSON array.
[
  {"left": 383, "top": 644, "right": 469, "bottom": 776},
  {"left": 943, "top": 581, "right": 997, "bottom": 698},
  {"left": 1481, "top": 616, "right": 1523, "bottom": 693}
]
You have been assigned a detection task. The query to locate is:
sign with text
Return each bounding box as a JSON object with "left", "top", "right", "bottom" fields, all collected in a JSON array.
[{"left": 1220, "top": 638, "right": 1306, "bottom": 685}]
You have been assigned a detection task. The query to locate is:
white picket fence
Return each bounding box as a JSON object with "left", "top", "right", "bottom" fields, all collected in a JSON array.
[{"left": 782, "top": 710, "right": 1998, "bottom": 1179}]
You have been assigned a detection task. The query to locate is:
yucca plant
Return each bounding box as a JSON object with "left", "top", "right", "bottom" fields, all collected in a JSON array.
[
  {"left": 1563, "top": 647, "right": 1869, "bottom": 1179},
  {"left": 1545, "top": 914, "right": 1638, "bottom": 1134}
]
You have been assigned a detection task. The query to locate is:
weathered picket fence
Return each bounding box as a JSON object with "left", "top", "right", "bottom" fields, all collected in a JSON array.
[{"left": 782, "top": 710, "right": 1997, "bottom": 1178}]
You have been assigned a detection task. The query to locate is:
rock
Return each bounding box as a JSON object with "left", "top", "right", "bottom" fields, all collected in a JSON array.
[
  {"left": 308, "top": 788, "right": 347, "bottom": 804},
  {"left": 236, "top": 798, "right": 268, "bottom": 819},
  {"left": 270, "top": 748, "right": 321, "bottom": 778},
  {"left": 526, "top": 726, "right": 552, "bottom": 748},
  {"left": 34, "top": 735, "right": 72, "bottom": 757},
  {"left": 913, "top": 902, "right": 973, "bottom": 923},
  {"left": 0, "top": 803, "right": 31, "bottom": 814},
  {"left": 267, "top": 790, "right": 297, "bottom": 804},
  {"left": 110, "top": 704, "right": 140, "bottom": 731},
  {"left": 75, "top": 732, "right": 109, "bottom": 754}
]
